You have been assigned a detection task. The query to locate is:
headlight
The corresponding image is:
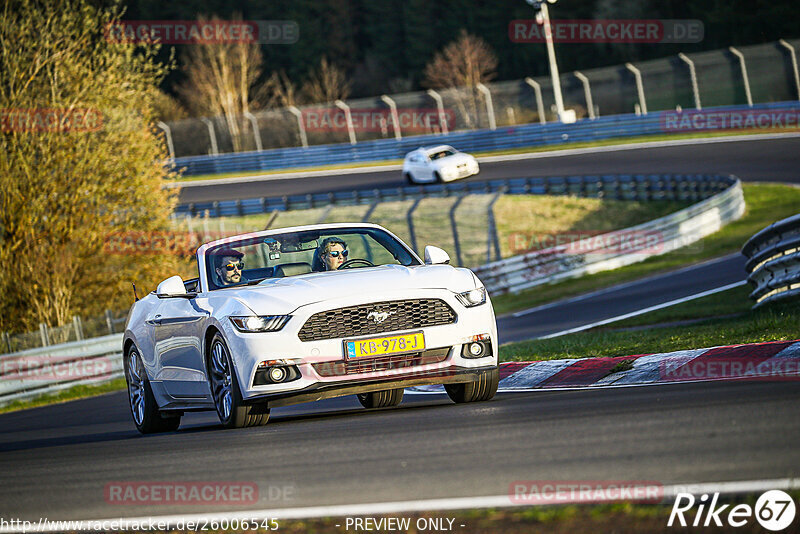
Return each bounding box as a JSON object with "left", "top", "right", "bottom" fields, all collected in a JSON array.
[
  {"left": 230, "top": 315, "right": 291, "bottom": 332},
  {"left": 455, "top": 287, "right": 486, "bottom": 307}
]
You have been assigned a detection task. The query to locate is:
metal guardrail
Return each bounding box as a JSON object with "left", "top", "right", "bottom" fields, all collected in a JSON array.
[
  {"left": 170, "top": 101, "right": 800, "bottom": 177},
  {"left": 474, "top": 175, "right": 745, "bottom": 295},
  {"left": 0, "top": 334, "right": 124, "bottom": 406},
  {"left": 178, "top": 173, "right": 735, "bottom": 218},
  {"left": 0, "top": 173, "right": 745, "bottom": 406},
  {"left": 743, "top": 213, "right": 800, "bottom": 308}
]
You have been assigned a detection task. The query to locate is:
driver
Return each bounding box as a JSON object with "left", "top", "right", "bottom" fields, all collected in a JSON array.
[
  {"left": 316, "top": 237, "right": 348, "bottom": 271},
  {"left": 213, "top": 248, "right": 245, "bottom": 286}
]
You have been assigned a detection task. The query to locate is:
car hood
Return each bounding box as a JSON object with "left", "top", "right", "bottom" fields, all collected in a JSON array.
[
  {"left": 431, "top": 153, "right": 474, "bottom": 167},
  {"left": 218, "top": 264, "right": 477, "bottom": 315}
]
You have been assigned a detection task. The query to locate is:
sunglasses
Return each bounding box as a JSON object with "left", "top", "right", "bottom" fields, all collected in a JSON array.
[
  {"left": 328, "top": 250, "right": 348, "bottom": 258},
  {"left": 223, "top": 261, "right": 244, "bottom": 272}
]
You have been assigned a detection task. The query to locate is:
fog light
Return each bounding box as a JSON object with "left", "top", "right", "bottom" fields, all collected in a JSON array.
[
  {"left": 468, "top": 343, "right": 484, "bottom": 357},
  {"left": 268, "top": 367, "right": 287, "bottom": 382}
]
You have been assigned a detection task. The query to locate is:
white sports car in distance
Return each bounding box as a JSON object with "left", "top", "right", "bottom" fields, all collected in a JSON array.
[
  {"left": 123, "top": 223, "right": 499, "bottom": 433},
  {"left": 402, "top": 145, "right": 480, "bottom": 184}
]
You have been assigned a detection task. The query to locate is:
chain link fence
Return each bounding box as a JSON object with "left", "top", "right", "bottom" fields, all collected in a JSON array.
[{"left": 161, "top": 39, "right": 800, "bottom": 158}]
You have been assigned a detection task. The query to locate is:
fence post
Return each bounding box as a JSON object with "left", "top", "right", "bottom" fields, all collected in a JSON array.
[
  {"left": 105, "top": 310, "right": 114, "bottom": 335},
  {"left": 243, "top": 112, "right": 263, "bottom": 151},
  {"left": 449, "top": 195, "right": 466, "bottom": 266},
  {"left": 288, "top": 106, "right": 309, "bottom": 148},
  {"left": 335, "top": 100, "right": 357, "bottom": 144},
  {"left": 200, "top": 118, "right": 219, "bottom": 156},
  {"left": 426, "top": 89, "right": 449, "bottom": 135},
  {"left": 625, "top": 63, "right": 648, "bottom": 115},
  {"left": 486, "top": 192, "right": 503, "bottom": 263},
  {"left": 573, "top": 71, "right": 595, "bottom": 120},
  {"left": 156, "top": 121, "right": 175, "bottom": 161},
  {"left": 2, "top": 332, "right": 11, "bottom": 353},
  {"left": 406, "top": 197, "right": 424, "bottom": 253},
  {"left": 728, "top": 47, "right": 753, "bottom": 107},
  {"left": 380, "top": 95, "right": 402, "bottom": 140},
  {"left": 476, "top": 83, "right": 497, "bottom": 130},
  {"left": 678, "top": 53, "right": 702, "bottom": 110},
  {"left": 72, "top": 316, "right": 84, "bottom": 341},
  {"left": 39, "top": 323, "right": 49, "bottom": 347},
  {"left": 524, "top": 77, "right": 546, "bottom": 124},
  {"left": 778, "top": 39, "right": 800, "bottom": 101}
]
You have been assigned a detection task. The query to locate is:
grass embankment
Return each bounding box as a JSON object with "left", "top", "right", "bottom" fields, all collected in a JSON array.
[
  {"left": 499, "top": 285, "right": 800, "bottom": 362},
  {"left": 0, "top": 378, "right": 126, "bottom": 415},
  {"left": 491, "top": 183, "right": 800, "bottom": 316},
  {"left": 175, "top": 129, "right": 798, "bottom": 183}
]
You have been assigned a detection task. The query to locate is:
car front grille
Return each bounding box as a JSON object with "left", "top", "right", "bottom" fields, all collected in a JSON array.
[
  {"left": 298, "top": 298, "right": 456, "bottom": 341},
  {"left": 312, "top": 347, "right": 450, "bottom": 377}
]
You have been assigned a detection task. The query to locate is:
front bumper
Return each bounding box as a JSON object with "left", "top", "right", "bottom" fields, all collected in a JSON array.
[{"left": 221, "top": 288, "right": 499, "bottom": 403}]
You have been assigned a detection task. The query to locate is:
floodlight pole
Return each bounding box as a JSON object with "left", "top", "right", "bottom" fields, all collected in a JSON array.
[{"left": 529, "top": 1, "right": 566, "bottom": 122}]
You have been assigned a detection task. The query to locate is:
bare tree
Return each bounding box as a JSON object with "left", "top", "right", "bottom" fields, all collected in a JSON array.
[
  {"left": 302, "top": 58, "right": 351, "bottom": 104},
  {"left": 262, "top": 70, "right": 300, "bottom": 108},
  {"left": 177, "top": 15, "right": 263, "bottom": 152},
  {"left": 423, "top": 30, "right": 498, "bottom": 129}
]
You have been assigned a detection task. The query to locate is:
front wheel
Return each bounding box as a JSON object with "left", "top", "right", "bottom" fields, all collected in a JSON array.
[
  {"left": 125, "top": 346, "right": 181, "bottom": 434},
  {"left": 208, "top": 333, "right": 270, "bottom": 429},
  {"left": 357, "top": 388, "right": 404, "bottom": 408},
  {"left": 445, "top": 367, "right": 499, "bottom": 403},
  {"left": 404, "top": 172, "right": 415, "bottom": 185}
]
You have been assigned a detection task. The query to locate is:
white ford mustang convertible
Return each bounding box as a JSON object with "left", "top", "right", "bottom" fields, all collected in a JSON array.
[{"left": 123, "top": 223, "right": 499, "bottom": 433}]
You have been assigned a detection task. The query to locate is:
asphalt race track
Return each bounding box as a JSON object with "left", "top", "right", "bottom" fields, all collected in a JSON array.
[
  {"left": 1, "top": 134, "right": 798, "bottom": 524},
  {"left": 1, "top": 381, "right": 799, "bottom": 521},
  {"left": 178, "top": 135, "right": 800, "bottom": 204}
]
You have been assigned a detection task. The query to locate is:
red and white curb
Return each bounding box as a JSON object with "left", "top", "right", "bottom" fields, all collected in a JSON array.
[{"left": 411, "top": 340, "right": 800, "bottom": 392}]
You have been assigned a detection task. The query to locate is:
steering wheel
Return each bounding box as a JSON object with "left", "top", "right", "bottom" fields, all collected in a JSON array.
[{"left": 339, "top": 258, "right": 374, "bottom": 269}]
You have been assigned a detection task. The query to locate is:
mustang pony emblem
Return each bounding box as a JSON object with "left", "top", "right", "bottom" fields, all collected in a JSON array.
[{"left": 367, "top": 310, "right": 396, "bottom": 324}]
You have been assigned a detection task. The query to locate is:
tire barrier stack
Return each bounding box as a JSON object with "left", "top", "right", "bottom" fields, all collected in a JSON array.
[{"left": 742, "top": 213, "right": 800, "bottom": 308}]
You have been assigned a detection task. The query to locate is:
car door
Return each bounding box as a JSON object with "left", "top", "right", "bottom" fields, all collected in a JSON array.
[{"left": 148, "top": 296, "right": 210, "bottom": 399}]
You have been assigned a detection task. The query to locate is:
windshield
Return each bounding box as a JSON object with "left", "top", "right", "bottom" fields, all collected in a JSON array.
[
  {"left": 204, "top": 227, "right": 420, "bottom": 290},
  {"left": 429, "top": 148, "right": 456, "bottom": 160}
]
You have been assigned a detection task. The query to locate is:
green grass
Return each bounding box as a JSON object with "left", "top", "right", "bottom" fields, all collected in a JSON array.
[
  {"left": 174, "top": 129, "right": 796, "bottom": 183},
  {"left": 0, "top": 378, "right": 126, "bottom": 414},
  {"left": 499, "top": 297, "right": 799, "bottom": 363},
  {"left": 491, "top": 183, "right": 800, "bottom": 316}
]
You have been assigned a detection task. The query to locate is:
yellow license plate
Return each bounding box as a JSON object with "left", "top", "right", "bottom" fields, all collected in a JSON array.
[{"left": 344, "top": 332, "right": 425, "bottom": 359}]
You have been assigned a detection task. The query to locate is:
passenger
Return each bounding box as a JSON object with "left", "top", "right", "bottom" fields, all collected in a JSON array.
[
  {"left": 313, "top": 237, "right": 348, "bottom": 271},
  {"left": 214, "top": 249, "right": 245, "bottom": 286}
]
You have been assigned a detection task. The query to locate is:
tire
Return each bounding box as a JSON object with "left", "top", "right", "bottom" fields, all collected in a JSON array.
[
  {"left": 404, "top": 172, "right": 415, "bottom": 185},
  {"left": 208, "top": 332, "right": 270, "bottom": 429},
  {"left": 125, "top": 346, "right": 181, "bottom": 434},
  {"left": 433, "top": 171, "right": 443, "bottom": 183},
  {"left": 357, "top": 388, "right": 404, "bottom": 409},
  {"left": 444, "top": 367, "right": 499, "bottom": 404}
]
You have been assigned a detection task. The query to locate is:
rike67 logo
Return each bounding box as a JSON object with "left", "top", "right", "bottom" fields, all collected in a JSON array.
[{"left": 668, "top": 490, "right": 796, "bottom": 531}]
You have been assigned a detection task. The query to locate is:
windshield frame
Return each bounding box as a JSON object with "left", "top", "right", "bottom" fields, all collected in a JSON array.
[{"left": 195, "top": 223, "right": 423, "bottom": 292}]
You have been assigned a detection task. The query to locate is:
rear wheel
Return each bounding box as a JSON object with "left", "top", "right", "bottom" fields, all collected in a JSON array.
[
  {"left": 125, "top": 346, "right": 181, "bottom": 434},
  {"left": 445, "top": 367, "right": 499, "bottom": 403},
  {"left": 357, "top": 388, "right": 404, "bottom": 408},
  {"left": 208, "top": 333, "right": 270, "bottom": 429}
]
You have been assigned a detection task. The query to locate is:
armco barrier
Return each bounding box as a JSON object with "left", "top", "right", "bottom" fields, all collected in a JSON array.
[
  {"left": 177, "top": 173, "right": 735, "bottom": 218},
  {"left": 474, "top": 175, "right": 744, "bottom": 295},
  {"left": 0, "top": 334, "right": 124, "bottom": 405},
  {"left": 170, "top": 101, "right": 800, "bottom": 177},
  {"left": 742, "top": 213, "right": 800, "bottom": 308}
]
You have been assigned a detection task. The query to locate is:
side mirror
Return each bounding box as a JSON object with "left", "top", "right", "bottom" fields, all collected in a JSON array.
[
  {"left": 424, "top": 245, "right": 451, "bottom": 265},
  {"left": 156, "top": 275, "right": 190, "bottom": 298}
]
